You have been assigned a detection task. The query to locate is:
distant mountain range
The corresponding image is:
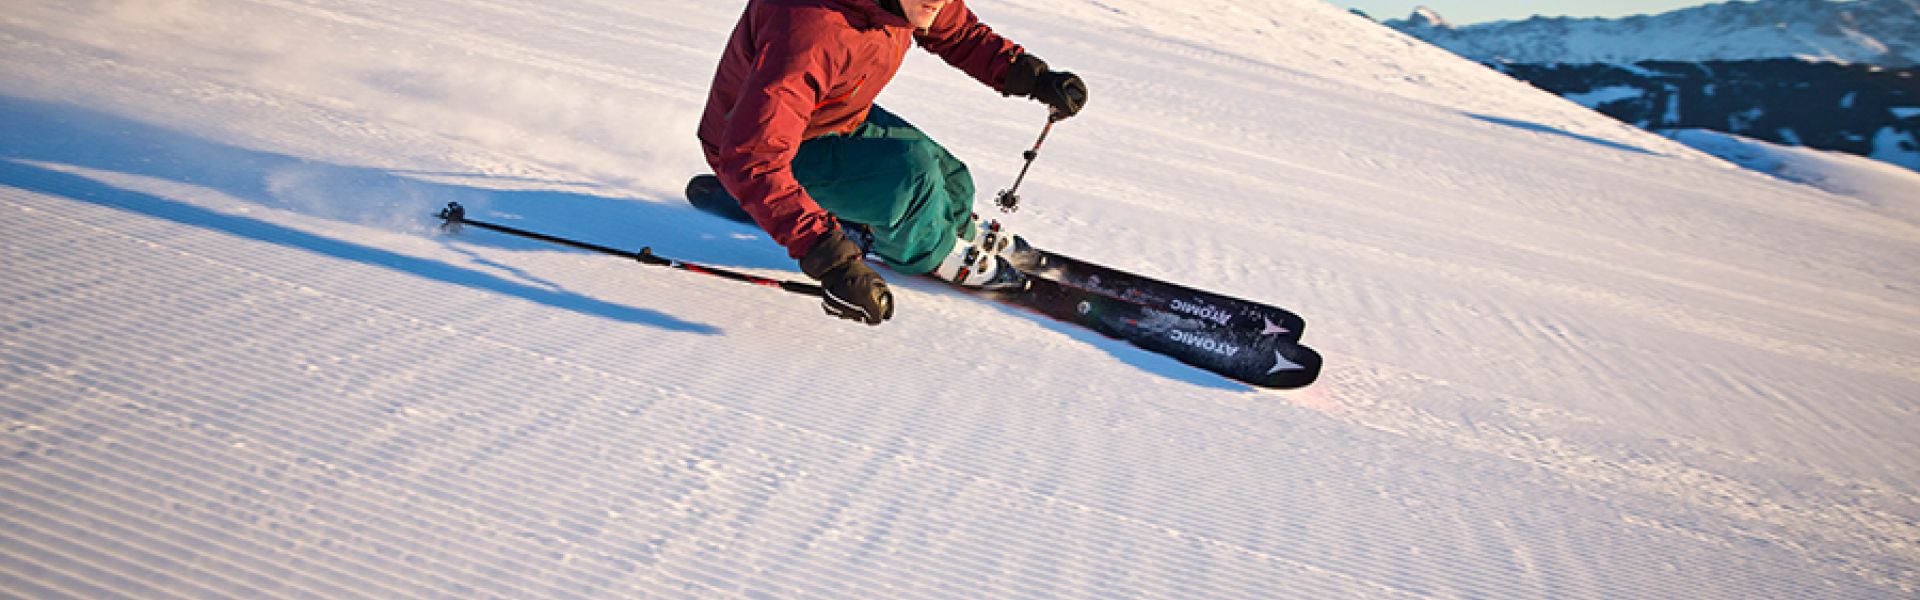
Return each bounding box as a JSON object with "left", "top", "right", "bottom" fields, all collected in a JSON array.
[
  {"left": 1493, "top": 59, "right": 1919, "bottom": 170},
  {"left": 1371, "top": 0, "right": 1920, "bottom": 171},
  {"left": 1380, "top": 0, "right": 1920, "bottom": 68}
]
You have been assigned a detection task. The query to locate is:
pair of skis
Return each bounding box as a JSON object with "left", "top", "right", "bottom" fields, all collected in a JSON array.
[
  {"left": 992, "top": 246, "right": 1321, "bottom": 389},
  {"left": 684, "top": 176, "right": 1322, "bottom": 390}
]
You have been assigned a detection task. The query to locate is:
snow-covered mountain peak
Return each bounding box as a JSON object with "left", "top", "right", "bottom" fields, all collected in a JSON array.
[
  {"left": 1403, "top": 5, "right": 1452, "bottom": 29},
  {"left": 1384, "top": 0, "right": 1920, "bottom": 67}
]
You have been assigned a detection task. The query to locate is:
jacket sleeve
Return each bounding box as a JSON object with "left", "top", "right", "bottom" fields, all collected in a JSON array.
[
  {"left": 711, "top": 21, "right": 839, "bottom": 260},
  {"left": 915, "top": 0, "right": 1024, "bottom": 92}
]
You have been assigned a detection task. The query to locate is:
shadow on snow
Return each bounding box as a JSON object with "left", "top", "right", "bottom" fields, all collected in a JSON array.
[
  {"left": 1465, "top": 113, "right": 1663, "bottom": 157},
  {"left": 0, "top": 94, "right": 724, "bottom": 335}
]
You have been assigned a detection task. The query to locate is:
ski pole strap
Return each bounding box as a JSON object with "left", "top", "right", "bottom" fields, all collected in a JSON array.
[{"left": 436, "top": 203, "right": 824, "bottom": 297}]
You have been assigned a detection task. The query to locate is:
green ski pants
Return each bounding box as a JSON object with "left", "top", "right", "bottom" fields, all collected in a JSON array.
[{"left": 790, "top": 105, "right": 972, "bottom": 275}]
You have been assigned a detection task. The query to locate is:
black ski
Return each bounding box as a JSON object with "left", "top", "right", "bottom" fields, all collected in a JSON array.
[
  {"left": 976, "top": 276, "right": 1321, "bottom": 389},
  {"left": 1006, "top": 247, "right": 1307, "bottom": 342},
  {"left": 686, "top": 174, "right": 755, "bottom": 224}
]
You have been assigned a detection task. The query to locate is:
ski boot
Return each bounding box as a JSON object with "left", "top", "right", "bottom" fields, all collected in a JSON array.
[
  {"left": 967, "top": 212, "right": 1040, "bottom": 266},
  {"left": 933, "top": 214, "right": 1029, "bottom": 290}
]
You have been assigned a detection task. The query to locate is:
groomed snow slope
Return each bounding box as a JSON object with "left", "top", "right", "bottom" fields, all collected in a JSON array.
[{"left": 3, "top": 0, "right": 1918, "bottom": 598}]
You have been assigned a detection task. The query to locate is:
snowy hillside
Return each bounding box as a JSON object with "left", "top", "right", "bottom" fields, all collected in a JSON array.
[
  {"left": 5, "top": 0, "right": 1919, "bottom": 598},
  {"left": 1385, "top": 0, "right": 1920, "bottom": 67},
  {"left": 1666, "top": 128, "right": 1920, "bottom": 223}
]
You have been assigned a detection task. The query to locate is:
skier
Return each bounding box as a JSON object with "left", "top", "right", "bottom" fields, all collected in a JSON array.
[{"left": 697, "top": 0, "right": 1087, "bottom": 325}]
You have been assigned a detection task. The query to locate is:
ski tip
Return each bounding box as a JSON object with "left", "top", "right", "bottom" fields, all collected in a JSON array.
[
  {"left": 1254, "top": 344, "right": 1323, "bottom": 390},
  {"left": 685, "top": 174, "right": 756, "bottom": 224}
]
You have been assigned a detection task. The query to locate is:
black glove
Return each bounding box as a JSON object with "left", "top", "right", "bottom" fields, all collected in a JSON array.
[
  {"left": 799, "top": 229, "right": 893, "bottom": 325},
  {"left": 1004, "top": 54, "right": 1087, "bottom": 121}
]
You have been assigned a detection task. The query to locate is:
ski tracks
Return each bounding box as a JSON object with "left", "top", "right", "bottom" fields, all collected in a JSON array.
[{"left": 1309, "top": 352, "right": 1920, "bottom": 594}]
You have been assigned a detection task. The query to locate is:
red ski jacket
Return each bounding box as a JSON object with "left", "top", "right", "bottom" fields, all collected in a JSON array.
[{"left": 698, "top": 0, "right": 1023, "bottom": 259}]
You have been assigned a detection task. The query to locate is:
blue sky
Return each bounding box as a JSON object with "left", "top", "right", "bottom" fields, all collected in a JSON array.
[{"left": 1342, "top": 1, "right": 1718, "bottom": 25}]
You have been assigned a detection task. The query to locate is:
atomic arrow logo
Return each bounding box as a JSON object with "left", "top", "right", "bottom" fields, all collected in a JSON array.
[
  {"left": 1268, "top": 350, "right": 1304, "bottom": 375},
  {"left": 1262, "top": 317, "right": 1291, "bottom": 336}
]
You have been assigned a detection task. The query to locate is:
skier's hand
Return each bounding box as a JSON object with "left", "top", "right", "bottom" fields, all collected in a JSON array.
[
  {"left": 1005, "top": 54, "right": 1087, "bottom": 121},
  {"left": 800, "top": 229, "right": 894, "bottom": 326},
  {"left": 1033, "top": 70, "right": 1086, "bottom": 121}
]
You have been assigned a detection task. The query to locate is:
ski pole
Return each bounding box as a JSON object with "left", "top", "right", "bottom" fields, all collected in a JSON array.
[
  {"left": 994, "top": 115, "right": 1057, "bottom": 213},
  {"left": 434, "top": 202, "right": 824, "bottom": 297}
]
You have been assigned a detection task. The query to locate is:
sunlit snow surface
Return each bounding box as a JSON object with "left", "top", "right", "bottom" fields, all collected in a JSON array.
[{"left": 2, "top": 0, "right": 1917, "bottom": 598}]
